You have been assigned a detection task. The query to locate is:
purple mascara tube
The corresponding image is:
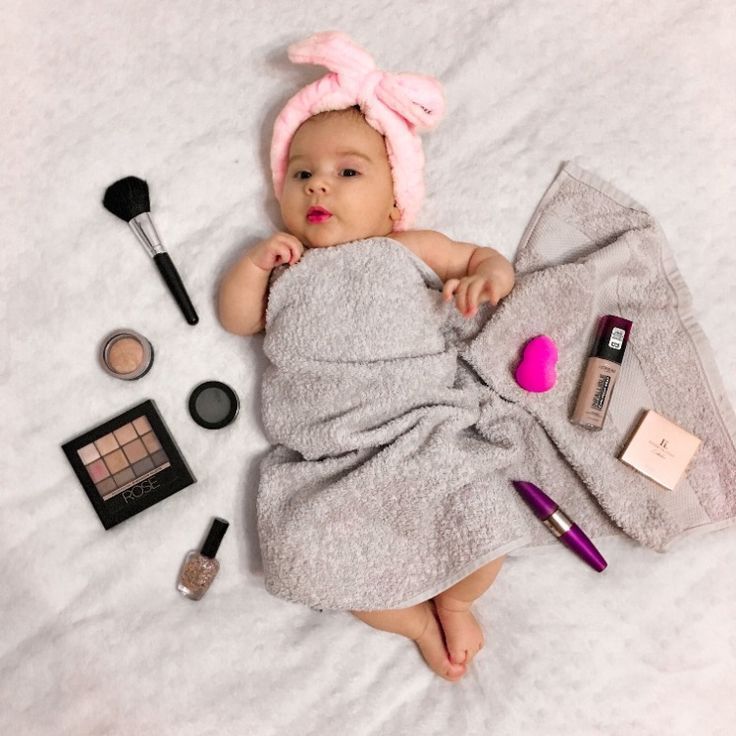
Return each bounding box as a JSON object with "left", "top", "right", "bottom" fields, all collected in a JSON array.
[{"left": 511, "top": 481, "right": 607, "bottom": 572}]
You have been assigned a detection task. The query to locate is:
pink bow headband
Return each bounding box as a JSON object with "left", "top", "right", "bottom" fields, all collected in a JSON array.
[{"left": 270, "top": 31, "right": 446, "bottom": 231}]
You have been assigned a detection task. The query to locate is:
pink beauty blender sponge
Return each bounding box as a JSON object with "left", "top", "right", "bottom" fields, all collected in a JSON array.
[{"left": 514, "top": 335, "right": 558, "bottom": 392}]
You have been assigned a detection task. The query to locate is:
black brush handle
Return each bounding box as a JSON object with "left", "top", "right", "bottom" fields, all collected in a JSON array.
[{"left": 153, "top": 252, "right": 199, "bottom": 325}]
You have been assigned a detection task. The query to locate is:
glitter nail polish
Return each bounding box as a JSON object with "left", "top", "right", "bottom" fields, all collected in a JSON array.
[{"left": 177, "top": 517, "right": 229, "bottom": 600}]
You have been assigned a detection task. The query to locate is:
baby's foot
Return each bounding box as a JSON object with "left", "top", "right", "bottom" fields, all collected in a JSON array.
[
  {"left": 411, "top": 601, "right": 467, "bottom": 682},
  {"left": 433, "top": 593, "right": 485, "bottom": 667}
]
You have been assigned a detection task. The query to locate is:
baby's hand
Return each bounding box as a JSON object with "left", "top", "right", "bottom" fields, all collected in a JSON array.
[
  {"left": 248, "top": 232, "right": 304, "bottom": 272},
  {"left": 442, "top": 275, "right": 503, "bottom": 317}
]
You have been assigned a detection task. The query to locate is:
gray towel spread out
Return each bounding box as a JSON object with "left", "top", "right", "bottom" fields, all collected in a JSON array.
[{"left": 256, "top": 162, "right": 736, "bottom": 611}]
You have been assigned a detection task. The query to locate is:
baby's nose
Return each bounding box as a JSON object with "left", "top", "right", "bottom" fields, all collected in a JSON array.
[{"left": 305, "top": 177, "right": 328, "bottom": 194}]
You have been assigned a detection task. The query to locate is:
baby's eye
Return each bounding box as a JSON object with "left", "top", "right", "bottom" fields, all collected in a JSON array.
[
  {"left": 294, "top": 170, "right": 311, "bottom": 180},
  {"left": 340, "top": 168, "right": 359, "bottom": 177}
]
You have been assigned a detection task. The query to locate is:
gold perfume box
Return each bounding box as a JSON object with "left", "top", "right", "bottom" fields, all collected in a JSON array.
[{"left": 619, "top": 410, "right": 702, "bottom": 490}]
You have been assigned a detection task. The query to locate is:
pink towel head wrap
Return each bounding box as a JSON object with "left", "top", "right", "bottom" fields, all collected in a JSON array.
[{"left": 270, "top": 31, "right": 446, "bottom": 231}]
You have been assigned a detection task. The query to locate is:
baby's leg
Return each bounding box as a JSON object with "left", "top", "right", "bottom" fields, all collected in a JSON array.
[
  {"left": 433, "top": 556, "right": 506, "bottom": 667},
  {"left": 351, "top": 601, "right": 466, "bottom": 682}
]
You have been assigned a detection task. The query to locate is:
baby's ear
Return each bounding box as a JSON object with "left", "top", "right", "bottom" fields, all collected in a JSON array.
[{"left": 389, "top": 203, "right": 401, "bottom": 222}]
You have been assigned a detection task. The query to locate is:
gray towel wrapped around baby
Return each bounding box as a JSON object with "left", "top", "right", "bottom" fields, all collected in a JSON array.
[{"left": 257, "top": 163, "right": 736, "bottom": 611}]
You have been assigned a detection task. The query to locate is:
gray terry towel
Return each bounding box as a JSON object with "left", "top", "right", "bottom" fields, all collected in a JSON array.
[{"left": 256, "top": 162, "right": 736, "bottom": 612}]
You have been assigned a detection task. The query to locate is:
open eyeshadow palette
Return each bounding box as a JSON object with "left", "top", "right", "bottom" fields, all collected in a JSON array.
[{"left": 62, "top": 399, "right": 195, "bottom": 529}]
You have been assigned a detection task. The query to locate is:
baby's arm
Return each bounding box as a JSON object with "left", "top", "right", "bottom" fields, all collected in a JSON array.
[
  {"left": 393, "top": 230, "right": 515, "bottom": 317},
  {"left": 218, "top": 232, "right": 304, "bottom": 335}
]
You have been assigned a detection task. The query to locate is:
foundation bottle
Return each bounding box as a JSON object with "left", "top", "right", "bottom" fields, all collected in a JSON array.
[
  {"left": 570, "top": 315, "right": 633, "bottom": 430},
  {"left": 177, "top": 517, "right": 229, "bottom": 600}
]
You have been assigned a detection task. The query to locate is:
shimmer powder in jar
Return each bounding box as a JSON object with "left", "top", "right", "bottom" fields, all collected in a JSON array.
[
  {"left": 99, "top": 329, "right": 154, "bottom": 381},
  {"left": 177, "top": 517, "right": 229, "bottom": 601}
]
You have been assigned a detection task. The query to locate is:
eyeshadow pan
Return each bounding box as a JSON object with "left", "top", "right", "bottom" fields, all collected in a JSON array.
[
  {"left": 122, "top": 438, "right": 147, "bottom": 464},
  {"left": 95, "top": 477, "right": 117, "bottom": 497},
  {"left": 133, "top": 416, "right": 152, "bottom": 435},
  {"left": 78, "top": 443, "right": 100, "bottom": 464},
  {"left": 141, "top": 431, "right": 161, "bottom": 453},
  {"left": 132, "top": 456, "right": 155, "bottom": 477},
  {"left": 87, "top": 459, "right": 111, "bottom": 483},
  {"left": 114, "top": 423, "right": 137, "bottom": 445},
  {"left": 95, "top": 433, "right": 119, "bottom": 456},
  {"left": 113, "top": 467, "right": 135, "bottom": 486},
  {"left": 150, "top": 449, "right": 169, "bottom": 467},
  {"left": 188, "top": 380, "right": 239, "bottom": 429},
  {"left": 103, "top": 448, "right": 128, "bottom": 474}
]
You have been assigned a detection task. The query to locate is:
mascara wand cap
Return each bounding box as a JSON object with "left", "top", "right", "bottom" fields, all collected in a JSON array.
[{"left": 511, "top": 481, "right": 558, "bottom": 520}]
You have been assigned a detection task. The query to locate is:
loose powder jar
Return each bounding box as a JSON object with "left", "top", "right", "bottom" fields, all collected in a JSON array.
[{"left": 100, "top": 328, "right": 154, "bottom": 381}]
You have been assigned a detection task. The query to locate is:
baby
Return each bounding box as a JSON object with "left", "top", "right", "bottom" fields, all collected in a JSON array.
[{"left": 219, "top": 32, "right": 515, "bottom": 682}]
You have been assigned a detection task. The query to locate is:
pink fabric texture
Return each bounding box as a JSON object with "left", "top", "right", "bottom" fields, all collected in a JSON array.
[{"left": 270, "top": 31, "right": 445, "bottom": 231}]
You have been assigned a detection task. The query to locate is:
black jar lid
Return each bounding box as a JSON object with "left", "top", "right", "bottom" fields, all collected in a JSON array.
[{"left": 188, "top": 380, "right": 239, "bottom": 429}]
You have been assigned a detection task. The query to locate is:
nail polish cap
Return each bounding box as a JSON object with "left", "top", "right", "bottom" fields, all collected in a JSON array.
[
  {"left": 511, "top": 481, "right": 558, "bottom": 520},
  {"left": 200, "top": 517, "right": 229, "bottom": 559},
  {"left": 591, "top": 314, "right": 633, "bottom": 365}
]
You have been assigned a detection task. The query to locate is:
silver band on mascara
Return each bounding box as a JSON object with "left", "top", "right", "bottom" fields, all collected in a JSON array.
[{"left": 543, "top": 509, "right": 573, "bottom": 538}]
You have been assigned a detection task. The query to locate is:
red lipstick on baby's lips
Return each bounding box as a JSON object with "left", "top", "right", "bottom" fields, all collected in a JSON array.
[{"left": 306, "top": 206, "right": 332, "bottom": 223}]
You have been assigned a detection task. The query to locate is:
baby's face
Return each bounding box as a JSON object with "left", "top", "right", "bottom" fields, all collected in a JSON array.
[{"left": 280, "top": 111, "right": 399, "bottom": 248}]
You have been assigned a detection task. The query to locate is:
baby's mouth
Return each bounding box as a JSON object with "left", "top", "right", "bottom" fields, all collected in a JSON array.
[{"left": 306, "top": 206, "right": 332, "bottom": 223}]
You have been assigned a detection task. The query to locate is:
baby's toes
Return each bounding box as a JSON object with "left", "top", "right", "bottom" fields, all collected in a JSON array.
[
  {"left": 470, "top": 630, "right": 485, "bottom": 662},
  {"left": 437, "top": 607, "right": 485, "bottom": 666},
  {"left": 449, "top": 634, "right": 479, "bottom": 666},
  {"left": 455, "top": 629, "right": 485, "bottom": 667},
  {"left": 448, "top": 644, "right": 469, "bottom": 666}
]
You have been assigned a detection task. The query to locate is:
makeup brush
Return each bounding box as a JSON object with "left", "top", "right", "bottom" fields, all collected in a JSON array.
[{"left": 103, "top": 176, "right": 199, "bottom": 325}]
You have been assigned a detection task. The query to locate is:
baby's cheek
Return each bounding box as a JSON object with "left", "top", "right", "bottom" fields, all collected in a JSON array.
[{"left": 281, "top": 213, "right": 302, "bottom": 240}]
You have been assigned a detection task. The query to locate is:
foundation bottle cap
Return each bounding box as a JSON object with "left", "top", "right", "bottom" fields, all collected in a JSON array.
[
  {"left": 592, "top": 314, "right": 633, "bottom": 365},
  {"left": 200, "top": 517, "right": 229, "bottom": 559}
]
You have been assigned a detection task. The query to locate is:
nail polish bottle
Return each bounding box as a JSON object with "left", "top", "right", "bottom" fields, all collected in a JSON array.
[
  {"left": 570, "top": 314, "right": 633, "bottom": 430},
  {"left": 177, "top": 517, "right": 229, "bottom": 600}
]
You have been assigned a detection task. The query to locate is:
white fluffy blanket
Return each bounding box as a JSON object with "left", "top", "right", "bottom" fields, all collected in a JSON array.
[{"left": 2, "top": 2, "right": 735, "bottom": 734}]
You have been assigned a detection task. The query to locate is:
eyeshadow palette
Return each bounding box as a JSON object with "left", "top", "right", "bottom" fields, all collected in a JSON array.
[{"left": 62, "top": 399, "right": 195, "bottom": 529}]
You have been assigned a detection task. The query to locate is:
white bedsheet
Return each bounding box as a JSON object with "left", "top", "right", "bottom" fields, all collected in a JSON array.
[{"left": 2, "top": 2, "right": 734, "bottom": 734}]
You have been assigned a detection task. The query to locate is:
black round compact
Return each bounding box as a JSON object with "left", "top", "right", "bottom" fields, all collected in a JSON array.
[{"left": 188, "top": 381, "right": 239, "bottom": 430}]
